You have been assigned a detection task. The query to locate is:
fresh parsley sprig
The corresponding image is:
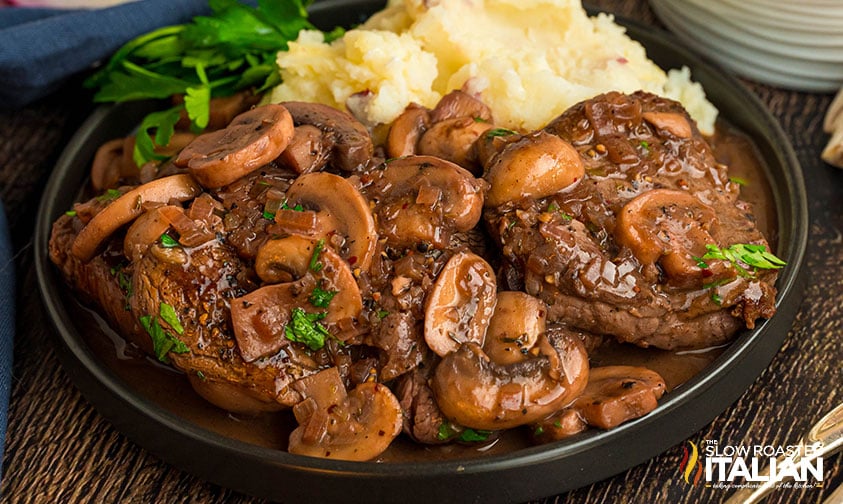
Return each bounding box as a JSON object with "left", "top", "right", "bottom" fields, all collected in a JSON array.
[
  {"left": 85, "top": 0, "right": 344, "bottom": 167},
  {"left": 696, "top": 243, "right": 786, "bottom": 277}
]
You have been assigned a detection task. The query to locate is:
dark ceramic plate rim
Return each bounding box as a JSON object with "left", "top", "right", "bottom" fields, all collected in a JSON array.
[{"left": 34, "top": 1, "right": 808, "bottom": 502}]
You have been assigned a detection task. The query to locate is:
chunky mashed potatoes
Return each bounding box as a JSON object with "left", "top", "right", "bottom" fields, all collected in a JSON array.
[{"left": 268, "top": 0, "right": 717, "bottom": 135}]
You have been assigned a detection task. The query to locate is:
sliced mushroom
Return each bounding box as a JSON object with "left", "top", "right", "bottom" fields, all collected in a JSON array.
[
  {"left": 385, "top": 103, "right": 430, "bottom": 158},
  {"left": 483, "top": 291, "right": 546, "bottom": 366},
  {"left": 429, "top": 89, "right": 493, "bottom": 124},
  {"left": 174, "top": 103, "right": 295, "bottom": 188},
  {"left": 285, "top": 172, "right": 378, "bottom": 272},
  {"left": 254, "top": 234, "right": 316, "bottom": 283},
  {"left": 90, "top": 138, "right": 126, "bottom": 191},
  {"left": 71, "top": 174, "right": 202, "bottom": 262},
  {"left": 253, "top": 235, "right": 363, "bottom": 323},
  {"left": 234, "top": 236, "right": 363, "bottom": 362},
  {"left": 417, "top": 116, "right": 493, "bottom": 170},
  {"left": 614, "top": 188, "right": 724, "bottom": 286},
  {"left": 277, "top": 124, "right": 334, "bottom": 174},
  {"left": 571, "top": 365, "right": 666, "bottom": 430},
  {"left": 642, "top": 111, "right": 692, "bottom": 138},
  {"left": 282, "top": 101, "right": 373, "bottom": 172},
  {"left": 424, "top": 251, "right": 496, "bottom": 357},
  {"left": 431, "top": 330, "right": 589, "bottom": 431},
  {"left": 484, "top": 131, "right": 584, "bottom": 207},
  {"left": 371, "top": 156, "right": 485, "bottom": 248},
  {"left": 123, "top": 204, "right": 183, "bottom": 263},
  {"left": 288, "top": 367, "right": 402, "bottom": 461},
  {"left": 229, "top": 281, "right": 308, "bottom": 362}
]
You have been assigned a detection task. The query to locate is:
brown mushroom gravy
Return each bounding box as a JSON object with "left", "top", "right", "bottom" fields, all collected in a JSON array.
[{"left": 50, "top": 90, "right": 779, "bottom": 462}]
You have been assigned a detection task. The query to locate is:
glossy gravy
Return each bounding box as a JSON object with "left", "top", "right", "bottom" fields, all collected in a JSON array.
[{"left": 74, "top": 119, "right": 776, "bottom": 462}]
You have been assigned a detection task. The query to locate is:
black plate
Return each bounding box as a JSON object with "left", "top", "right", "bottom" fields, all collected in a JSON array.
[{"left": 34, "top": 1, "right": 808, "bottom": 502}]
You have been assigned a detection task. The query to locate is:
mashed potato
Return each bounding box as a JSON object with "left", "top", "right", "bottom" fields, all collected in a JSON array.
[{"left": 268, "top": 0, "right": 717, "bottom": 135}]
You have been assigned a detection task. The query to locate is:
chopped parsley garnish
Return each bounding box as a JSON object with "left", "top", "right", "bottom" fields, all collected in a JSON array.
[
  {"left": 110, "top": 264, "right": 133, "bottom": 299},
  {"left": 84, "top": 0, "right": 344, "bottom": 166},
  {"left": 196, "top": 370, "right": 206, "bottom": 381},
  {"left": 534, "top": 426, "right": 545, "bottom": 436},
  {"left": 696, "top": 243, "right": 786, "bottom": 277},
  {"left": 159, "top": 302, "right": 185, "bottom": 335},
  {"left": 96, "top": 188, "right": 123, "bottom": 202},
  {"left": 639, "top": 140, "right": 650, "bottom": 151},
  {"left": 65, "top": 210, "right": 77, "bottom": 217},
  {"left": 139, "top": 312, "right": 189, "bottom": 363},
  {"left": 547, "top": 203, "right": 560, "bottom": 212},
  {"left": 160, "top": 233, "right": 180, "bottom": 248},
  {"left": 309, "top": 286, "right": 337, "bottom": 308},
  {"left": 485, "top": 127, "right": 517, "bottom": 139},
  {"left": 437, "top": 421, "right": 493, "bottom": 442},
  {"left": 711, "top": 293, "right": 723, "bottom": 305},
  {"left": 729, "top": 176, "right": 748, "bottom": 186},
  {"left": 309, "top": 238, "right": 326, "bottom": 272},
  {"left": 284, "top": 307, "right": 331, "bottom": 351},
  {"left": 262, "top": 209, "right": 276, "bottom": 220},
  {"left": 376, "top": 309, "right": 390, "bottom": 320}
]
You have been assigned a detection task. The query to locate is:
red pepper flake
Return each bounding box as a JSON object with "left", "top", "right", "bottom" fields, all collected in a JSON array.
[
  {"left": 348, "top": 255, "right": 357, "bottom": 265},
  {"left": 617, "top": 57, "right": 628, "bottom": 64}
]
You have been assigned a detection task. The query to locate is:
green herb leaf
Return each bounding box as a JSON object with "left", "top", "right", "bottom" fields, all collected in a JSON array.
[
  {"left": 65, "top": 210, "right": 77, "bottom": 217},
  {"left": 701, "top": 243, "right": 786, "bottom": 276},
  {"left": 309, "top": 238, "right": 325, "bottom": 272},
  {"left": 139, "top": 313, "right": 189, "bottom": 363},
  {"left": 183, "top": 63, "right": 211, "bottom": 131},
  {"left": 309, "top": 286, "right": 337, "bottom": 308},
  {"left": 485, "top": 127, "right": 517, "bottom": 139},
  {"left": 160, "top": 233, "right": 180, "bottom": 248},
  {"left": 159, "top": 302, "right": 185, "bottom": 335},
  {"left": 262, "top": 209, "right": 276, "bottom": 220},
  {"left": 284, "top": 307, "right": 331, "bottom": 351},
  {"left": 377, "top": 309, "right": 390, "bottom": 320},
  {"left": 729, "top": 176, "right": 748, "bottom": 186},
  {"left": 436, "top": 421, "right": 492, "bottom": 442},
  {"left": 459, "top": 428, "right": 493, "bottom": 442},
  {"left": 133, "top": 106, "right": 182, "bottom": 167},
  {"left": 96, "top": 188, "right": 123, "bottom": 202},
  {"left": 85, "top": 0, "right": 327, "bottom": 163}
]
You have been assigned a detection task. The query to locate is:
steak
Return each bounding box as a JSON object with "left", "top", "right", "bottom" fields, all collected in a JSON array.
[{"left": 484, "top": 91, "right": 777, "bottom": 349}]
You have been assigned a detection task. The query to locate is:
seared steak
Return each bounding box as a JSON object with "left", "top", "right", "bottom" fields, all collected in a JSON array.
[{"left": 484, "top": 91, "right": 777, "bottom": 349}]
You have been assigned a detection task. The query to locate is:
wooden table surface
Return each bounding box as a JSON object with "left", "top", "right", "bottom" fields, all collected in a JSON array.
[{"left": 2, "top": 1, "right": 841, "bottom": 503}]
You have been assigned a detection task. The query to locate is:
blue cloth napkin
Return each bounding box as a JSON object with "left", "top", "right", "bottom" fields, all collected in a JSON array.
[
  {"left": 0, "top": 0, "right": 217, "bottom": 109},
  {"left": 0, "top": 203, "right": 14, "bottom": 481}
]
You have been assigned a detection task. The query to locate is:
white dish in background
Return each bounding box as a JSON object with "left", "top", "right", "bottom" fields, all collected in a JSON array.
[
  {"left": 714, "top": 0, "right": 843, "bottom": 34},
  {"left": 670, "top": 1, "right": 843, "bottom": 77},
  {"left": 650, "top": 0, "right": 843, "bottom": 91},
  {"left": 689, "top": 0, "right": 843, "bottom": 56},
  {"left": 734, "top": 0, "right": 843, "bottom": 19}
]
